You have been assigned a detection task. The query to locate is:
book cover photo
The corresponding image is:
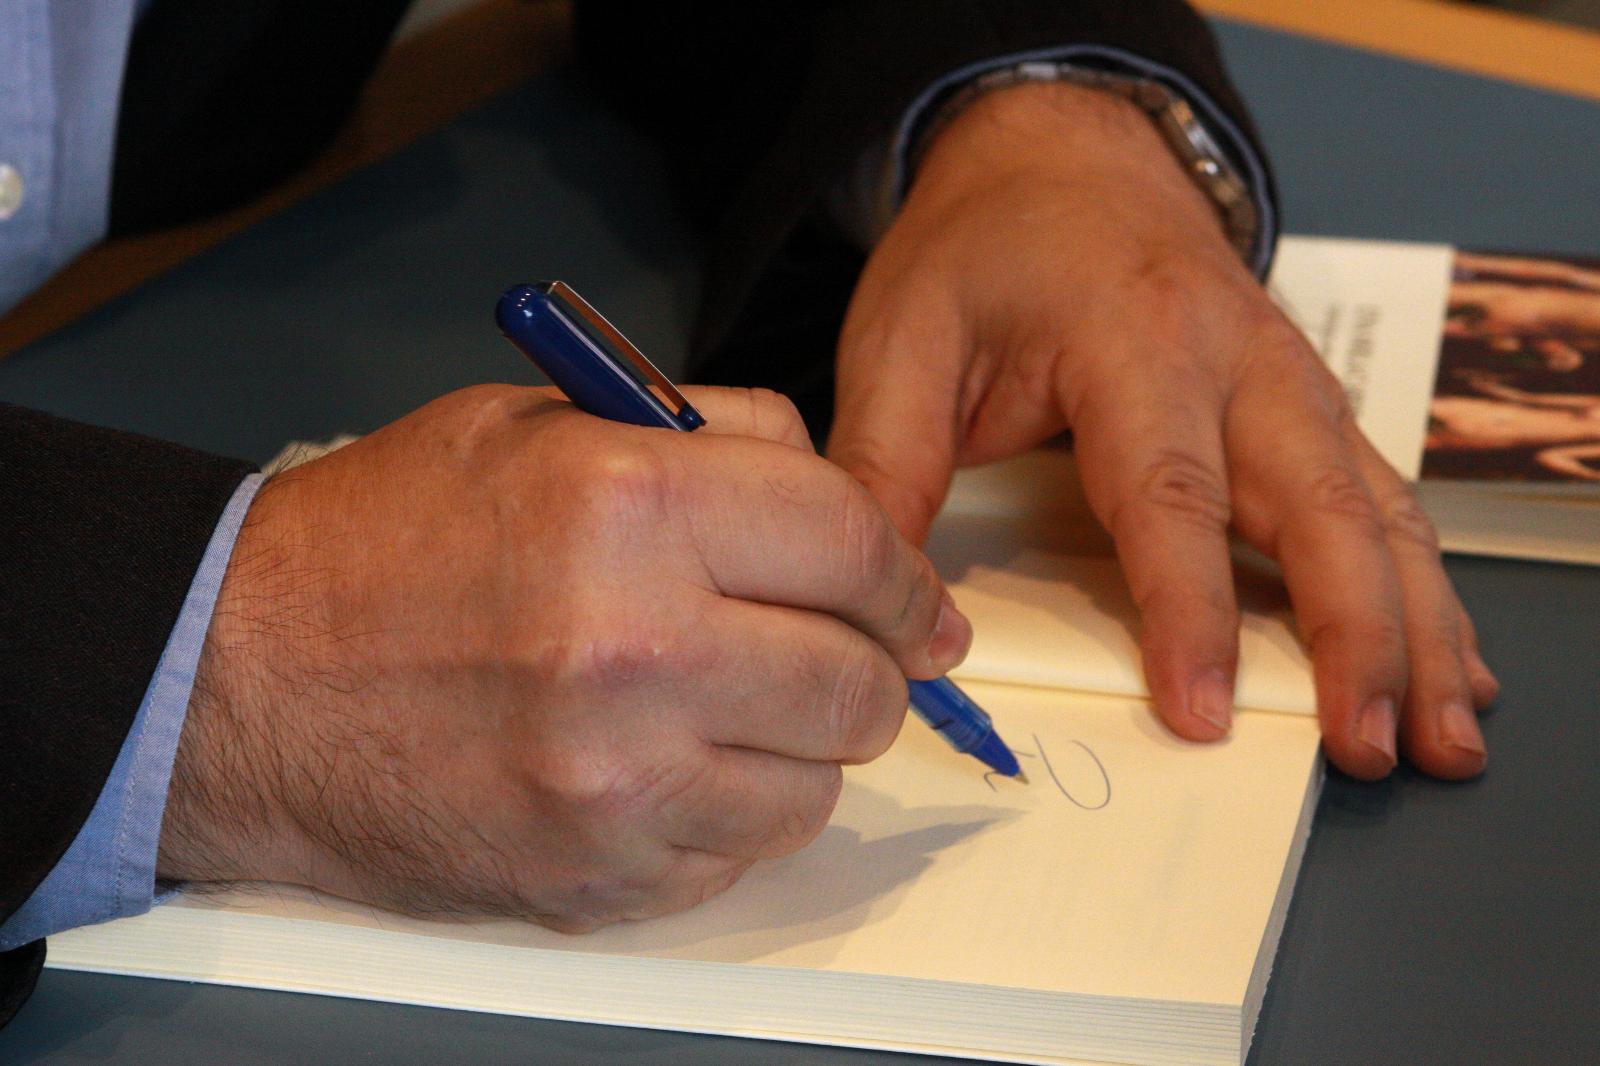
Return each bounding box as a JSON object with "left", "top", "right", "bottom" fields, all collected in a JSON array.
[
  {"left": 1425, "top": 251, "right": 1600, "bottom": 486},
  {"left": 1267, "top": 237, "right": 1600, "bottom": 566}
]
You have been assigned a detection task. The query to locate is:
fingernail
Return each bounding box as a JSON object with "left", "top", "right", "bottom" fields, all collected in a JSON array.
[
  {"left": 1438, "top": 699, "right": 1487, "bottom": 757},
  {"left": 929, "top": 589, "right": 973, "bottom": 672},
  {"left": 1189, "top": 670, "right": 1234, "bottom": 735},
  {"left": 1357, "top": 695, "right": 1399, "bottom": 766}
]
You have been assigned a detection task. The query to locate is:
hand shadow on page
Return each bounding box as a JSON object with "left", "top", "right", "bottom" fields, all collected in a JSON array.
[
  {"left": 604, "top": 784, "right": 1014, "bottom": 967},
  {"left": 171, "top": 786, "right": 1011, "bottom": 973},
  {"left": 927, "top": 509, "right": 1298, "bottom": 709},
  {"left": 931, "top": 512, "right": 1291, "bottom": 636}
]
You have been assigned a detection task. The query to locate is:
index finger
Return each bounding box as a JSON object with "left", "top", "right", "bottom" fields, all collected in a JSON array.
[
  {"left": 1067, "top": 347, "right": 1241, "bottom": 742},
  {"left": 680, "top": 386, "right": 816, "bottom": 451},
  {"left": 666, "top": 431, "right": 971, "bottom": 680}
]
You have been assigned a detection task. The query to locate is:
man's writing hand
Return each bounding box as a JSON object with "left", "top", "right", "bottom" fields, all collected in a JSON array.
[
  {"left": 828, "top": 83, "right": 1496, "bottom": 781},
  {"left": 157, "top": 385, "right": 970, "bottom": 929}
]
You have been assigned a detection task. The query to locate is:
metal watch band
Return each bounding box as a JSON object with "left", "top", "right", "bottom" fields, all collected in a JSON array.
[{"left": 907, "top": 61, "right": 1260, "bottom": 263}]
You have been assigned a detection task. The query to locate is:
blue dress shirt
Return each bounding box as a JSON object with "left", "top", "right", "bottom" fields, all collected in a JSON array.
[
  {"left": 0, "top": 1, "right": 144, "bottom": 316},
  {"left": 0, "top": 12, "right": 1272, "bottom": 950}
]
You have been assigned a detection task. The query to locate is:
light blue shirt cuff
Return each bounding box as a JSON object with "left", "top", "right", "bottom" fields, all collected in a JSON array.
[
  {"left": 0, "top": 472, "right": 265, "bottom": 950},
  {"left": 831, "top": 45, "right": 1277, "bottom": 277}
]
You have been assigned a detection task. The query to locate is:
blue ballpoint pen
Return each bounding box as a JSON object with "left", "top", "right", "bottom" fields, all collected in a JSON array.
[{"left": 496, "top": 281, "right": 1025, "bottom": 781}]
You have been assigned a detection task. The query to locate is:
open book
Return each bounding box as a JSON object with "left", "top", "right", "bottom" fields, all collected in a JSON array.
[
  {"left": 48, "top": 446, "right": 1324, "bottom": 1066},
  {"left": 1270, "top": 235, "right": 1600, "bottom": 565}
]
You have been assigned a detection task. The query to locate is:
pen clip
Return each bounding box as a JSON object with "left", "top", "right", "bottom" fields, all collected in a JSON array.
[{"left": 540, "top": 282, "right": 705, "bottom": 431}]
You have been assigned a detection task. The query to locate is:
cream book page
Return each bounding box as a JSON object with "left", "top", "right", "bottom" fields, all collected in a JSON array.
[
  {"left": 51, "top": 684, "right": 1321, "bottom": 1056},
  {"left": 935, "top": 450, "right": 1316, "bottom": 715}
]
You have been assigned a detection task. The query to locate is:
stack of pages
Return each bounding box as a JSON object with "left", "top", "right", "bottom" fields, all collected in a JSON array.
[{"left": 50, "top": 447, "right": 1325, "bottom": 1066}]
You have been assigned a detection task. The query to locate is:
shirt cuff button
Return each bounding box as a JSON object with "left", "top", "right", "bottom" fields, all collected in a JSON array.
[{"left": 0, "top": 164, "right": 25, "bottom": 221}]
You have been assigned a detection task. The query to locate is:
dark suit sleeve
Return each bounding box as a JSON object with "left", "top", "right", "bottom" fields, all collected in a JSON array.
[
  {"left": 109, "top": 0, "right": 412, "bottom": 235},
  {"left": 0, "top": 0, "right": 406, "bottom": 1026},
  {"left": 571, "top": 0, "right": 1273, "bottom": 435},
  {"left": 0, "top": 404, "right": 254, "bottom": 1025}
]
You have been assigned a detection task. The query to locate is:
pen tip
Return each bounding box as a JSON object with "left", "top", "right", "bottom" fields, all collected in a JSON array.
[{"left": 1013, "top": 769, "right": 1030, "bottom": 785}]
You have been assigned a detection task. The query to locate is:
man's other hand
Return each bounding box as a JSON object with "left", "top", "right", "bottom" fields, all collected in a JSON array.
[
  {"left": 828, "top": 83, "right": 1497, "bottom": 782},
  {"left": 157, "top": 385, "right": 970, "bottom": 930}
]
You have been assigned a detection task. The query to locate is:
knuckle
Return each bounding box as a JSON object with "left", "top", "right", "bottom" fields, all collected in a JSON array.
[
  {"left": 441, "top": 381, "right": 526, "bottom": 418},
  {"left": 1242, "top": 307, "right": 1318, "bottom": 362},
  {"left": 747, "top": 387, "right": 808, "bottom": 446},
  {"left": 1303, "top": 467, "right": 1384, "bottom": 540},
  {"left": 834, "top": 477, "right": 899, "bottom": 596},
  {"left": 1379, "top": 488, "right": 1442, "bottom": 554},
  {"left": 520, "top": 614, "right": 684, "bottom": 694},
  {"left": 1122, "top": 253, "right": 1206, "bottom": 323},
  {"left": 525, "top": 743, "right": 623, "bottom": 812},
  {"left": 566, "top": 441, "right": 673, "bottom": 528},
  {"left": 539, "top": 745, "right": 712, "bottom": 837},
  {"left": 821, "top": 652, "right": 874, "bottom": 758},
  {"left": 773, "top": 769, "right": 842, "bottom": 856},
  {"left": 823, "top": 645, "right": 903, "bottom": 761},
  {"left": 639, "top": 856, "right": 740, "bottom": 920},
  {"left": 1237, "top": 311, "right": 1350, "bottom": 410},
  {"left": 428, "top": 384, "right": 532, "bottom": 458},
  {"left": 1112, "top": 450, "right": 1231, "bottom": 536},
  {"left": 1002, "top": 333, "right": 1065, "bottom": 402},
  {"left": 1114, "top": 251, "right": 1253, "bottom": 356},
  {"left": 627, "top": 751, "right": 718, "bottom": 821}
]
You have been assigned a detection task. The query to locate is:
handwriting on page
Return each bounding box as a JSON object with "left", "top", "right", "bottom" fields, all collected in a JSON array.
[{"left": 986, "top": 733, "right": 1111, "bottom": 809}]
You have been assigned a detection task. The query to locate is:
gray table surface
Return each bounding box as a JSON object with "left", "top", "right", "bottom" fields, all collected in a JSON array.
[{"left": 3, "top": 17, "right": 1598, "bottom": 1066}]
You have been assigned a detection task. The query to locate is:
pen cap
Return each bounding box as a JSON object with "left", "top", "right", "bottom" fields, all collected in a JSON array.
[{"left": 497, "top": 283, "right": 704, "bottom": 431}]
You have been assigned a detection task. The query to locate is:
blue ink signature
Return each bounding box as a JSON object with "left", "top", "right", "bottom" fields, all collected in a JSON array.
[{"left": 985, "top": 733, "right": 1111, "bottom": 810}]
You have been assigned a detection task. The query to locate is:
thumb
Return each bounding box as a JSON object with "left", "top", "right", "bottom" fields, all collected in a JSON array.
[{"left": 827, "top": 350, "right": 961, "bottom": 547}]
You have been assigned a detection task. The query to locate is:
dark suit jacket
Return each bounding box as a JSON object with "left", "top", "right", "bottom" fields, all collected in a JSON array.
[{"left": 0, "top": 0, "right": 1269, "bottom": 1026}]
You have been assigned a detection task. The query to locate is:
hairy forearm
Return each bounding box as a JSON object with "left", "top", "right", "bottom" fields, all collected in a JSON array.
[{"left": 156, "top": 476, "right": 324, "bottom": 887}]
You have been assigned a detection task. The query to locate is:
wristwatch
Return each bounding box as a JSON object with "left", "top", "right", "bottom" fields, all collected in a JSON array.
[{"left": 908, "top": 61, "right": 1260, "bottom": 263}]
